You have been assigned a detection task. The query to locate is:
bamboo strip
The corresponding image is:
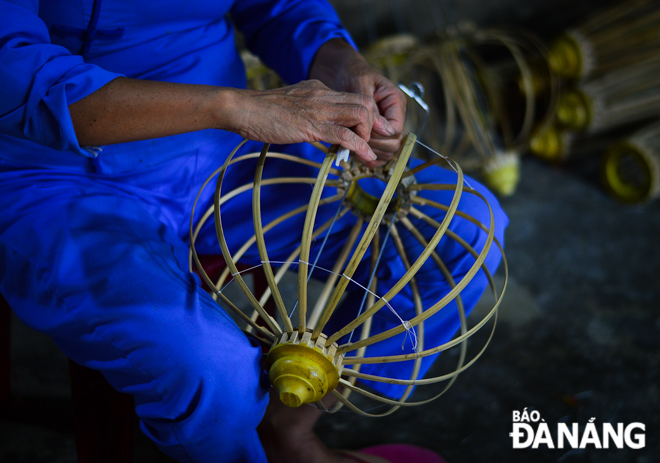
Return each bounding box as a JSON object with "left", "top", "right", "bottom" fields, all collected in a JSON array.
[
  {"left": 314, "top": 133, "right": 417, "bottom": 342},
  {"left": 326, "top": 230, "right": 382, "bottom": 413},
  {"left": 213, "top": 149, "right": 283, "bottom": 336},
  {"left": 395, "top": 216, "right": 468, "bottom": 398},
  {"left": 188, "top": 140, "right": 276, "bottom": 342},
  {"left": 214, "top": 194, "right": 343, "bottom": 297},
  {"left": 387, "top": 222, "right": 424, "bottom": 407},
  {"left": 253, "top": 144, "right": 294, "bottom": 333},
  {"left": 298, "top": 147, "right": 339, "bottom": 332},
  {"left": 342, "top": 216, "right": 503, "bottom": 365}
]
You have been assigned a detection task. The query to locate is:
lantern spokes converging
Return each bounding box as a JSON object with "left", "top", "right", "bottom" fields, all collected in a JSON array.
[{"left": 189, "top": 133, "right": 507, "bottom": 416}]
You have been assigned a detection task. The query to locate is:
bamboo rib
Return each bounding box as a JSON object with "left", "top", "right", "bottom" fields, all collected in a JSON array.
[
  {"left": 208, "top": 157, "right": 342, "bottom": 334},
  {"left": 387, "top": 222, "right": 424, "bottom": 406},
  {"left": 189, "top": 140, "right": 247, "bottom": 273},
  {"left": 332, "top": 242, "right": 505, "bottom": 415},
  {"left": 314, "top": 133, "right": 416, "bottom": 342},
  {"left": 210, "top": 177, "right": 340, "bottom": 290},
  {"left": 340, "top": 310, "right": 497, "bottom": 386},
  {"left": 326, "top": 230, "right": 382, "bottom": 414},
  {"left": 342, "top": 226, "right": 504, "bottom": 365},
  {"left": 298, "top": 148, "right": 339, "bottom": 332},
  {"left": 253, "top": 145, "right": 295, "bottom": 333},
  {"left": 189, "top": 140, "right": 276, "bottom": 342},
  {"left": 397, "top": 216, "right": 468, "bottom": 398},
  {"left": 337, "top": 310, "right": 495, "bottom": 388},
  {"left": 401, "top": 155, "right": 453, "bottom": 179},
  {"left": 309, "top": 141, "right": 330, "bottom": 154},
  {"left": 188, "top": 149, "right": 342, "bottom": 272},
  {"left": 338, "top": 224, "right": 505, "bottom": 371},
  {"left": 213, "top": 149, "right": 283, "bottom": 336},
  {"left": 329, "top": 214, "right": 469, "bottom": 416}
]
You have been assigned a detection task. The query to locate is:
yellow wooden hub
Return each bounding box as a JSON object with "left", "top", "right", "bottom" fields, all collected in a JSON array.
[
  {"left": 530, "top": 126, "right": 568, "bottom": 162},
  {"left": 266, "top": 330, "right": 341, "bottom": 407},
  {"left": 548, "top": 33, "right": 584, "bottom": 80},
  {"left": 602, "top": 142, "right": 659, "bottom": 203},
  {"left": 556, "top": 89, "right": 592, "bottom": 132}
]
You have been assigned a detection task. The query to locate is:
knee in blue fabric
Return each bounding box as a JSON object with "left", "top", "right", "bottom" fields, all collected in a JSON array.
[{"left": 131, "top": 308, "right": 270, "bottom": 462}]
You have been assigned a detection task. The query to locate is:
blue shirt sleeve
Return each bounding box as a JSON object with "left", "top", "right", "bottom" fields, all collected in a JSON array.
[
  {"left": 230, "top": 0, "right": 357, "bottom": 85},
  {"left": 0, "top": 0, "right": 123, "bottom": 158}
]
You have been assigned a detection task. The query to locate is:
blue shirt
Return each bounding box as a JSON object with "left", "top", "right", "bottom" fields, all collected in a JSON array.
[{"left": 0, "top": 0, "right": 355, "bottom": 169}]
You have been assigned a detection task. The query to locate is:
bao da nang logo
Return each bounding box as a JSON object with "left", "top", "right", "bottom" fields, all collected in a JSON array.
[{"left": 510, "top": 408, "right": 645, "bottom": 449}]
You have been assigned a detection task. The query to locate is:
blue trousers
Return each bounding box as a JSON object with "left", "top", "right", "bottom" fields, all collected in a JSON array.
[{"left": 0, "top": 136, "right": 507, "bottom": 462}]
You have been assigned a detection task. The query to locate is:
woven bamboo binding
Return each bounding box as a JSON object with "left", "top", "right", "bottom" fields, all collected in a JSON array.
[{"left": 188, "top": 134, "right": 507, "bottom": 417}]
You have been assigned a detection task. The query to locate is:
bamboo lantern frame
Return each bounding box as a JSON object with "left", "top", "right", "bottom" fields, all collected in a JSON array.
[
  {"left": 188, "top": 133, "right": 507, "bottom": 416},
  {"left": 409, "top": 26, "right": 558, "bottom": 195}
]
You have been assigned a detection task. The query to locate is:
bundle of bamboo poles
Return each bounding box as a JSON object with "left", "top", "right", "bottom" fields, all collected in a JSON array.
[
  {"left": 188, "top": 134, "right": 506, "bottom": 416},
  {"left": 532, "top": 54, "right": 660, "bottom": 162},
  {"left": 548, "top": 0, "right": 660, "bottom": 81},
  {"left": 556, "top": 56, "right": 660, "bottom": 134},
  {"left": 602, "top": 120, "right": 660, "bottom": 202},
  {"left": 531, "top": 0, "right": 660, "bottom": 163}
]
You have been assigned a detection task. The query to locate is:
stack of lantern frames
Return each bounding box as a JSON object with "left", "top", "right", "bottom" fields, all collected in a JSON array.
[{"left": 530, "top": 0, "right": 660, "bottom": 203}]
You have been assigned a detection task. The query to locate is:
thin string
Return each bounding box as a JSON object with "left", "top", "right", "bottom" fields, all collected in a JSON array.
[
  {"left": 347, "top": 217, "right": 395, "bottom": 345},
  {"left": 415, "top": 139, "right": 475, "bottom": 190},
  {"left": 214, "top": 263, "right": 265, "bottom": 296},
  {"left": 221, "top": 259, "right": 419, "bottom": 351},
  {"left": 288, "top": 186, "right": 350, "bottom": 319},
  {"left": 295, "top": 259, "right": 418, "bottom": 353}
]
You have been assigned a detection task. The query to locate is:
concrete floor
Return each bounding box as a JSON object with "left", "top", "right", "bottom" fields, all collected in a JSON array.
[{"left": 2, "top": 153, "right": 658, "bottom": 462}]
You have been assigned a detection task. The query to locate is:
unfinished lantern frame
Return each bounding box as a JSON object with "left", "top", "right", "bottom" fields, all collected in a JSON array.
[{"left": 188, "top": 134, "right": 507, "bottom": 417}]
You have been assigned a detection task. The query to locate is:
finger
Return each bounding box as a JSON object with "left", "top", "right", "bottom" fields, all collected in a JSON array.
[
  {"left": 326, "top": 102, "right": 373, "bottom": 142},
  {"left": 324, "top": 125, "right": 377, "bottom": 163},
  {"left": 360, "top": 158, "right": 388, "bottom": 169},
  {"left": 349, "top": 94, "right": 375, "bottom": 142},
  {"left": 371, "top": 114, "right": 397, "bottom": 137},
  {"left": 375, "top": 85, "right": 407, "bottom": 132},
  {"left": 368, "top": 136, "right": 403, "bottom": 155},
  {"left": 372, "top": 148, "right": 394, "bottom": 162}
]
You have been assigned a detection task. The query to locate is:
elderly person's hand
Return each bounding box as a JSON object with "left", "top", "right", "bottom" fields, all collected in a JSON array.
[
  {"left": 309, "top": 38, "right": 407, "bottom": 167},
  {"left": 231, "top": 78, "right": 395, "bottom": 165}
]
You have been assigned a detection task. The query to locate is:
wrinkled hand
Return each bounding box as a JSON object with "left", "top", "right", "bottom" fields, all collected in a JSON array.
[
  {"left": 310, "top": 39, "right": 407, "bottom": 168},
  {"left": 232, "top": 80, "right": 396, "bottom": 165}
]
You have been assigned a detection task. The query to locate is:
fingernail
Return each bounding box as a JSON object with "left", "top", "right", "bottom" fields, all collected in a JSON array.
[{"left": 386, "top": 122, "right": 396, "bottom": 135}]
